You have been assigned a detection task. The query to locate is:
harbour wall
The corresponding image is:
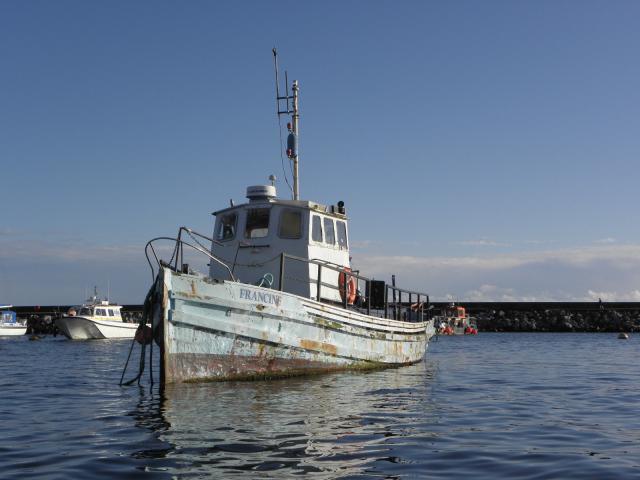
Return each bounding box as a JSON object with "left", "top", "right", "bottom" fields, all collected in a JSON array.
[
  {"left": 13, "top": 302, "right": 640, "bottom": 334},
  {"left": 432, "top": 302, "right": 640, "bottom": 333}
]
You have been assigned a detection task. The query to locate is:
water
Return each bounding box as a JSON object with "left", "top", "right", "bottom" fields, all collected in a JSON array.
[{"left": 1, "top": 333, "right": 639, "bottom": 479}]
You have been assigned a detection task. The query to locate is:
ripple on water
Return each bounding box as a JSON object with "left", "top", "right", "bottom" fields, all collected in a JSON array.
[{"left": 1, "top": 333, "right": 640, "bottom": 478}]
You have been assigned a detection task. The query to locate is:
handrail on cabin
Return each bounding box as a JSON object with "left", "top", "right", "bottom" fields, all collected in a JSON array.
[
  {"left": 144, "top": 227, "right": 236, "bottom": 283},
  {"left": 278, "top": 253, "right": 430, "bottom": 322},
  {"left": 144, "top": 229, "right": 430, "bottom": 323}
]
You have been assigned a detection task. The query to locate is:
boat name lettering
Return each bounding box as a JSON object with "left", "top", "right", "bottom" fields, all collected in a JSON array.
[{"left": 239, "top": 288, "right": 282, "bottom": 306}]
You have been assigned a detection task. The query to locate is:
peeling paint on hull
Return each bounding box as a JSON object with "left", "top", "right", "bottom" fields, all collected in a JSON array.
[
  {"left": 168, "top": 353, "right": 398, "bottom": 383},
  {"left": 154, "top": 267, "right": 435, "bottom": 384}
]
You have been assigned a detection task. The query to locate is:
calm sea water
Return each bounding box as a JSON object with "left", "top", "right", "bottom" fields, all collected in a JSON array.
[{"left": 1, "top": 333, "right": 638, "bottom": 479}]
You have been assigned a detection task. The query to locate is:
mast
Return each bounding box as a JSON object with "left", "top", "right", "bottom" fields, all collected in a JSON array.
[
  {"left": 273, "top": 48, "right": 300, "bottom": 200},
  {"left": 291, "top": 80, "right": 300, "bottom": 200}
]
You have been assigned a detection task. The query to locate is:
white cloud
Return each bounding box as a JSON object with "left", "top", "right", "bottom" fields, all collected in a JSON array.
[
  {"left": 3, "top": 234, "right": 640, "bottom": 303},
  {"left": 350, "top": 240, "right": 372, "bottom": 249},
  {"left": 0, "top": 228, "right": 21, "bottom": 236},
  {"left": 352, "top": 244, "right": 640, "bottom": 301},
  {"left": 358, "top": 244, "right": 640, "bottom": 272},
  {"left": 524, "top": 239, "right": 556, "bottom": 245},
  {"left": 456, "top": 238, "right": 511, "bottom": 247},
  {"left": 462, "top": 284, "right": 544, "bottom": 302},
  {"left": 595, "top": 237, "right": 616, "bottom": 244},
  {"left": 585, "top": 289, "right": 640, "bottom": 302}
]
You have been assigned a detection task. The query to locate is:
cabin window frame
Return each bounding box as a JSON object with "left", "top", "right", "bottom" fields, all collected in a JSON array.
[
  {"left": 278, "top": 208, "right": 303, "bottom": 239},
  {"left": 336, "top": 220, "right": 348, "bottom": 250},
  {"left": 311, "top": 215, "right": 323, "bottom": 243},
  {"left": 244, "top": 207, "right": 271, "bottom": 239},
  {"left": 216, "top": 212, "right": 238, "bottom": 242},
  {"left": 324, "top": 217, "right": 336, "bottom": 245}
]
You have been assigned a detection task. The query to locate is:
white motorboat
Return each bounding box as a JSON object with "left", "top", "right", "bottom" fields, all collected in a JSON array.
[
  {"left": 143, "top": 51, "right": 436, "bottom": 384},
  {"left": 56, "top": 291, "right": 137, "bottom": 340},
  {"left": 0, "top": 305, "right": 27, "bottom": 337}
]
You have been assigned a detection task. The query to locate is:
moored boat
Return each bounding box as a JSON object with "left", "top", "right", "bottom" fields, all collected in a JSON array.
[
  {"left": 144, "top": 51, "right": 436, "bottom": 384},
  {"left": 55, "top": 289, "right": 137, "bottom": 340},
  {"left": 437, "top": 303, "right": 478, "bottom": 335},
  {"left": 0, "top": 305, "right": 27, "bottom": 337}
]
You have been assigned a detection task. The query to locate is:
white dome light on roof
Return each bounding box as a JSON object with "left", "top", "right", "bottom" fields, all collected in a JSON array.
[{"left": 246, "top": 185, "right": 277, "bottom": 202}]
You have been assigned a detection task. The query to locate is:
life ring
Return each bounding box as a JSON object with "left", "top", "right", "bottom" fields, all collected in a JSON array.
[
  {"left": 338, "top": 267, "right": 357, "bottom": 305},
  {"left": 411, "top": 302, "right": 423, "bottom": 312}
]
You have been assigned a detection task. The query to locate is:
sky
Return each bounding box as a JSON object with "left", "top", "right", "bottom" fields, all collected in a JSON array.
[{"left": 1, "top": 1, "right": 640, "bottom": 305}]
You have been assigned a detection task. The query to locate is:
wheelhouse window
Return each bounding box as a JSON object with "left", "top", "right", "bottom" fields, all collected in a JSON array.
[
  {"left": 336, "top": 220, "right": 348, "bottom": 249},
  {"left": 324, "top": 218, "right": 335, "bottom": 245},
  {"left": 311, "top": 215, "right": 323, "bottom": 242},
  {"left": 245, "top": 208, "right": 270, "bottom": 239},
  {"left": 108, "top": 309, "right": 114, "bottom": 317},
  {"left": 278, "top": 209, "right": 302, "bottom": 239},
  {"left": 216, "top": 213, "right": 237, "bottom": 241},
  {"left": 79, "top": 307, "right": 92, "bottom": 316}
]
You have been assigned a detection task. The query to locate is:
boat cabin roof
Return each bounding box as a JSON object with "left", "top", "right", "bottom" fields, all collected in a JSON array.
[
  {"left": 213, "top": 198, "right": 347, "bottom": 221},
  {"left": 446, "top": 305, "right": 466, "bottom": 317}
]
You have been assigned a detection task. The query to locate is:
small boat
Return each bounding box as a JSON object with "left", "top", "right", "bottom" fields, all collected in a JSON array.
[
  {"left": 143, "top": 51, "right": 436, "bottom": 384},
  {"left": 618, "top": 332, "right": 629, "bottom": 340},
  {"left": 55, "top": 289, "right": 137, "bottom": 340},
  {"left": 0, "top": 305, "right": 27, "bottom": 336},
  {"left": 437, "top": 303, "right": 478, "bottom": 335}
]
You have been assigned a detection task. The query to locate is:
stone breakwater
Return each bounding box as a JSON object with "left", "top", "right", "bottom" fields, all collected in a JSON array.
[
  {"left": 429, "top": 301, "right": 640, "bottom": 333},
  {"left": 12, "top": 303, "right": 640, "bottom": 334},
  {"left": 470, "top": 308, "right": 640, "bottom": 332}
]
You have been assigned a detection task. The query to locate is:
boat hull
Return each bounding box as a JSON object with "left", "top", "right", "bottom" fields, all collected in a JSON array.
[
  {"left": 55, "top": 316, "right": 138, "bottom": 340},
  {"left": 154, "top": 267, "right": 435, "bottom": 384},
  {"left": 0, "top": 325, "right": 27, "bottom": 336}
]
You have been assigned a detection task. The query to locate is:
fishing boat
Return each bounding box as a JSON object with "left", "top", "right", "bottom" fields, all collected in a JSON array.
[
  {"left": 0, "top": 305, "right": 27, "bottom": 336},
  {"left": 144, "top": 51, "right": 436, "bottom": 384},
  {"left": 55, "top": 289, "right": 137, "bottom": 340},
  {"left": 437, "top": 303, "right": 478, "bottom": 335}
]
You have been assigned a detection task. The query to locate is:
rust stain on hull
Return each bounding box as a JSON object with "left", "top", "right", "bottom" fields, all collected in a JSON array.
[
  {"left": 166, "top": 353, "right": 404, "bottom": 383},
  {"left": 300, "top": 339, "right": 338, "bottom": 356}
]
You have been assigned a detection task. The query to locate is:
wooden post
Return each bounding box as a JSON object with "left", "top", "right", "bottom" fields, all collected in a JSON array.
[
  {"left": 316, "top": 264, "right": 322, "bottom": 301},
  {"left": 279, "top": 254, "right": 285, "bottom": 291}
]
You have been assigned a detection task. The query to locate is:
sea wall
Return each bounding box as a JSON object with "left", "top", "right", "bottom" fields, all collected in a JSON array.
[
  {"left": 13, "top": 303, "right": 640, "bottom": 334},
  {"left": 471, "top": 308, "right": 640, "bottom": 333}
]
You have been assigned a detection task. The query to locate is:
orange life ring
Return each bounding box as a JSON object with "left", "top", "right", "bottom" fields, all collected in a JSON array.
[{"left": 338, "top": 267, "right": 357, "bottom": 305}]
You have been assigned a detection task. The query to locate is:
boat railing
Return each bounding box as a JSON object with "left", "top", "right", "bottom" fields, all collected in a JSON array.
[
  {"left": 145, "top": 227, "right": 236, "bottom": 282},
  {"left": 279, "top": 253, "right": 430, "bottom": 322},
  {"left": 146, "top": 228, "right": 430, "bottom": 323}
]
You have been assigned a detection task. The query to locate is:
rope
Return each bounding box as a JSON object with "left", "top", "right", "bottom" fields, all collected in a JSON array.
[
  {"left": 119, "top": 280, "right": 156, "bottom": 386},
  {"left": 257, "top": 273, "right": 274, "bottom": 288}
]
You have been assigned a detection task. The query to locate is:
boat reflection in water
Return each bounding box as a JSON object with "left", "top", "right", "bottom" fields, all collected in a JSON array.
[{"left": 131, "top": 360, "right": 437, "bottom": 477}]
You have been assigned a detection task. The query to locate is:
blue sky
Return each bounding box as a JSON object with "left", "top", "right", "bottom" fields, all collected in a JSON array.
[{"left": 1, "top": 1, "right": 640, "bottom": 304}]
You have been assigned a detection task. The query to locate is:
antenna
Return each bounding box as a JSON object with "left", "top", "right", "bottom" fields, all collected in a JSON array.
[{"left": 272, "top": 48, "right": 300, "bottom": 200}]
